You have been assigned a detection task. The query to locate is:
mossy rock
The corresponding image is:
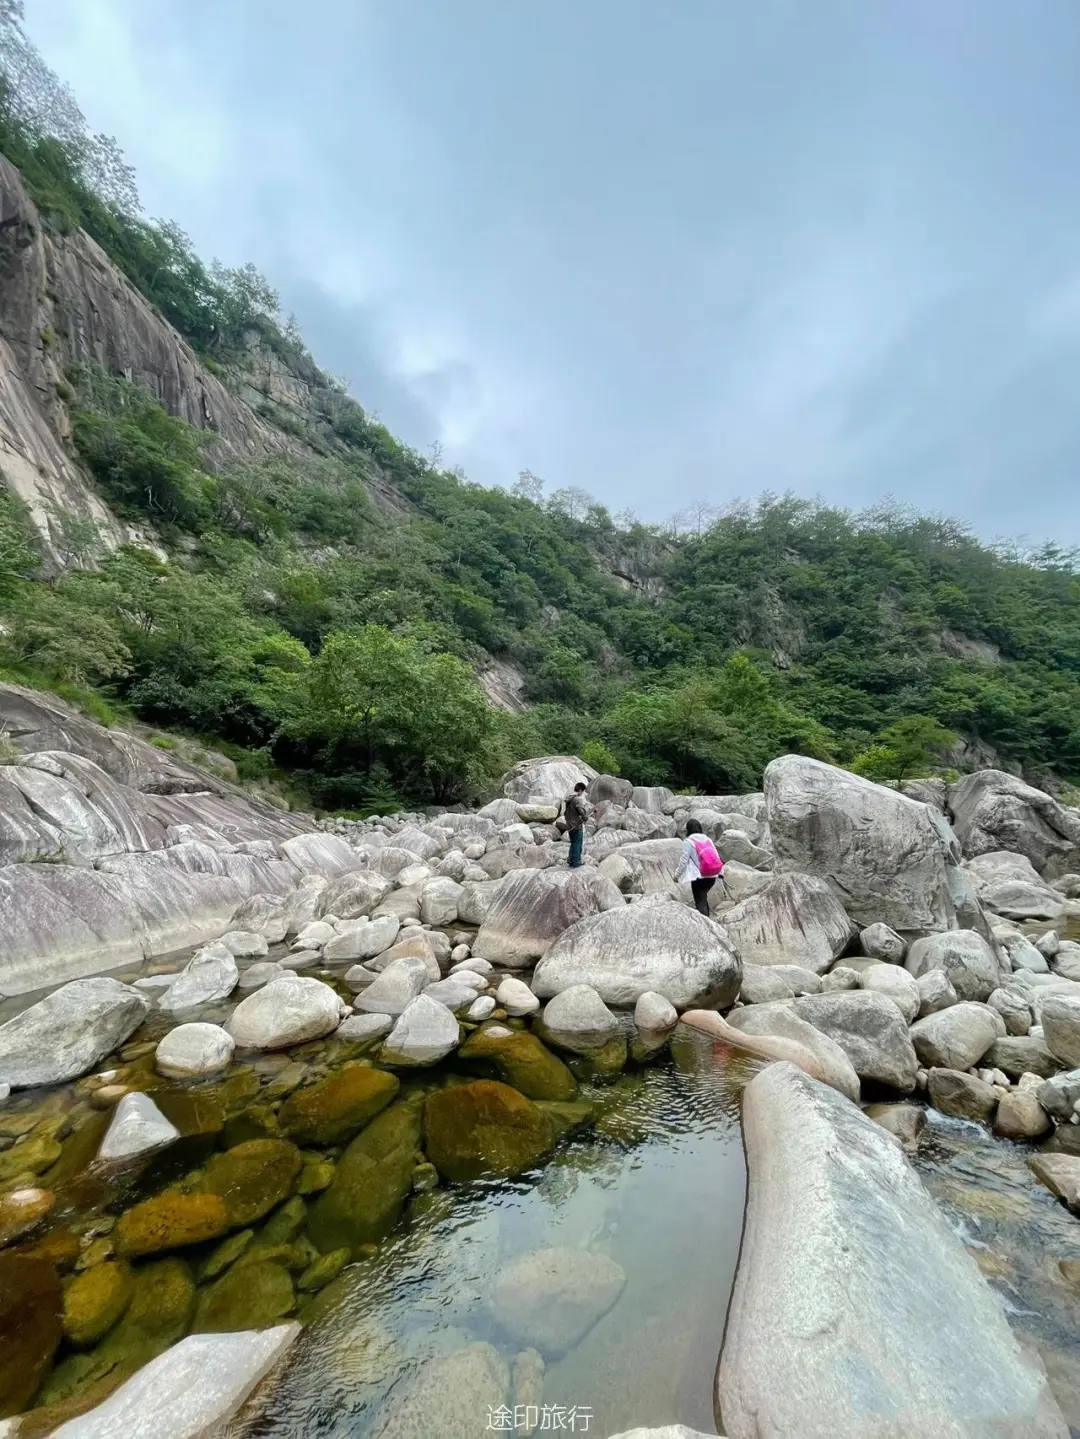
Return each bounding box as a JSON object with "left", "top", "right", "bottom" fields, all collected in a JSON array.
[
  {"left": 260, "top": 1195, "right": 307, "bottom": 1244},
  {"left": 535, "top": 1099, "right": 596, "bottom": 1140},
  {"left": 0, "top": 1186, "right": 54, "bottom": 1246},
  {"left": 0, "top": 1252, "right": 62, "bottom": 1417},
  {"left": 40, "top": 1257, "right": 195, "bottom": 1408},
  {"left": 308, "top": 1102, "right": 422, "bottom": 1256},
  {"left": 279, "top": 1063, "right": 400, "bottom": 1146},
  {"left": 62, "top": 1259, "right": 134, "bottom": 1347},
  {"left": 297, "top": 1247, "right": 350, "bottom": 1292},
  {"left": 198, "top": 1228, "right": 254, "bottom": 1281},
  {"left": 144, "top": 1087, "right": 225, "bottom": 1139},
  {"left": 200, "top": 1138, "right": 303, "bottom": 1227},
  {"left": 568, "top": 1035, "right": 628, "bottom": 1082},
  {"left": 297, "top": 1153, "right": 336, "bottom": 1194},
  {"left": 114, "top": 1191, "right": 230, "bottom": 1257},
  {"left": 423, "top": 1081, "right": 555, "bottom": 1183},
  {"left": 0, "top": 1122, "right": 63, "bottom": 1182},
  {"left": 458, "top": 1030, "right": 578, "bottom": 1102},
  {"left": 19, "top": 1226, "right": 81, "bottom": 1273},
  {"left": 192, "top": 1259, "right": 295, "bottom": 1333},
  {"left": 205, "top": 1067, "right": 262, "bottom": 1113},
  {"left": 221, "top": 1106, "right": 279, "bottom": 1149}
]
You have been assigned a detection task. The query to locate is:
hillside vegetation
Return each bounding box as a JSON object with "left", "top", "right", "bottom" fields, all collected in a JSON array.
[{"left": 1, "top": 4, "right": 1079, "bottom": 811}]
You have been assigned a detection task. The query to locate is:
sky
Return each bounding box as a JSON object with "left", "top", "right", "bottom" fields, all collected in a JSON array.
[{"left": 21, "top": 0, "right": 1080, "bottom": 544}]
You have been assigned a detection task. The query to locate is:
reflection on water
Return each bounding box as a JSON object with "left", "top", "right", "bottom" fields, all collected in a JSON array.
[
  {"left": 917, "top": 1111, "right": 1080, "bottom": 1434},
  {"left": 232, "top": 1030, "right": 750, "bottom": 1439}
]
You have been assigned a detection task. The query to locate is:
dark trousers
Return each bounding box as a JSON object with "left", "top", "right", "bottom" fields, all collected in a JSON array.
[
  {"left": 568, "top": 827, "right": 584, "bottom": 867},
  {"left": 691, "top": 877, "right": 715, "bottom": 915}
]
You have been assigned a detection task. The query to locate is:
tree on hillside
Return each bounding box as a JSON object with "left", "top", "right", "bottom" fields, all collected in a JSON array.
[{"left": 851, "top": 714, "right": 957, "bottom": 786}]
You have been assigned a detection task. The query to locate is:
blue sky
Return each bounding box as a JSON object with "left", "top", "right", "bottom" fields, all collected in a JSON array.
[{"left": 25, "top": 0, "right": 1080, "bottom": 543}]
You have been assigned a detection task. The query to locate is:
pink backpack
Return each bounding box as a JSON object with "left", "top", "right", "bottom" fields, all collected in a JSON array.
[{"left": 691, "top": 835, "right": 724, "bottom": 877}]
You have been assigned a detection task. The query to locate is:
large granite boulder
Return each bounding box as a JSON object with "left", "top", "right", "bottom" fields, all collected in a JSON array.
[
  {"left": 475, "top": 866, "right": 624, "bottom": 967},
  {"left": 722, "top": 873, "right": 856, "bottom": 974},
  {"left": 532, "top": 903, "right": 741, "bottom": 1010},
  {"left": 0, "top": 977, "right": 148, "bottom": 1088},
  {"left": 963, "top": 850, "right": 1067, "bottom": 921},
  {"left": 502, "top": 755, "right": 597, "bottom": 806},
  {"left": 717, "top": 1063, "right": 1069, "bottom": 1438},
  {"left": 159, "top": 942, "right": 238, "bottom": 1011},
  {"left": 1041, "top": 994, "right": 1080, "bottom": 1068},
  {"left": 380, "top": 995, "right": 461, "bottom": 1066},
  {"left": 904, "top": 930, "right": 1003, "bottom": 1002},
  {"left": 598, "top": 837, "right": 684, "bottom": 894},
  {"left": 909, "top": 1002, "right": 1003, "bottom": 1071},
  {"left": 315, "top": 869, "right": 392, "bottom": 920},
  {"left": 949, "top": 769, "right": 1080, "bottom": 877},
  {"left": 764, "top": 755, "right": 976, "bottom": 934},
  {"left": 789, "top": 991, "right": 919, "bottom": 1091}
]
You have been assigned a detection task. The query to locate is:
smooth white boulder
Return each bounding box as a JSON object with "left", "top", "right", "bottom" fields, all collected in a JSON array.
[
  {"left": 97, "top": 1091, "right": 179, "bottom": 1162},
  {"left": 634, "top": 990, "right": 678, "bottom": 1030},
  {"left": 860, "top": 922, "right": 906, "bottom": 963},
  {"left": 335, "top": 1012, "right": 394, "bottom": 1043},
  {"left": 541, "top": 985, "right": 620, "bottom": 1052},
  {"left": 532, "top": 903, "right": 741, "bottom": 1010},
  {"left": 50, "top": 1324, "right": 301, "bottom": 1438},
  {"left": 476, "top": 866, "right": 625, "bottom": 967},
  {"left": 501, "top": 755, "right": 597, "bottom": 805},
  {"left": 0, "top": 978, "right": 148, "bottom": 1089},
  {"left": 323, "top": 915, "right": 401, "bottom": 963},
  {"left": 856, "top": 963, "right": 921, "bottom": 1023},
  {"left": 230, "top": 892, "right": 291, "bottom": 943},
  {"left": 419, "top": 877, "right": 465, "bottom": 927},
  {"left": 904, "top": 930, "right": 1003, "bottom": 1002},
  {"left": 723, "top": 1003, "right": 861, "bottom": 1103},
  {"left": 227, "top": 975, "right": 342, "bottom": 1050},
  {"left": 496, "top": 976, "right": 541, "bottom": 1016},
  {"left": 790, "top": 991, "right": 919, "bottom": 1091},
  {"left": 353, "top": 956, "right": 429, "bottom": 1015},
  {"left": 217, "top": 929, "right": 269, "bottom": 958},
  {"left": 380, "top": 994, "right": 460, "bottom": 1066},
  {"left": 716, "top": 1062, "right": 1069, "bottom": 1439},
  {"left": 466, "top": 995, "right": 496, "bottom": 1022},
  {"left": 950, "top": 769, "right": 1080, "bottom": 876},
  {"left": 159, "top": 943, "right": 239, "bottom": 1011},
  {"left": 909, "top": 1002, "right": 1003, "bottom": 1071},
  {"left": 155, "top": 1022, "right": 235, "bottom": 1078}
]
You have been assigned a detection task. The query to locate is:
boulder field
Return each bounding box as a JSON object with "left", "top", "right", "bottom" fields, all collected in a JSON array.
[{"left": 0, "top": 731, "right": 1079, "bottom": 1432}]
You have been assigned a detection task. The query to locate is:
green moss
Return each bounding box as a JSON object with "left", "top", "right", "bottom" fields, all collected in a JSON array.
[
  {"left": 200, "top": 1138, "right": 303, "bottom": 1227},
  {"left": 198, "top": 1229, "right": 254, "bottom": 1281},
  {"left": 569, "top": 1035, "right": 628, "bottom": 1082},
  {"left": 114, "top": 1192, "right": 230, "bottom": 1257},
  {"left": 297, "top": 1247, "right": 350, "bottom": 1292},
  {"left": 61, "top": 1260, "right": 134, "bottom": 1347},
  {"left": 308, "top": 1102, "right": 422, "bottom": 1256},
  {"left": 278, "top": 1063, "right": 400, "bottom": 1146},
  {"left": 458, "top": 1029, "right": 578, "bottom": 1101},
  {"left": 192, "top": 1260, "right": 295, "bottom": 1333},
  {"left": 423, "top": 1081, "right": 555, "bottom": 1183},
  {"left": 535, "top": 1099, "right": 597, "bottom": 1140}
]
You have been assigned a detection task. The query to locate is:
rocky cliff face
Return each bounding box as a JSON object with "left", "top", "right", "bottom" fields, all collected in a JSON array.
[{"left": 0, "top": 155, "right": 334, "bottom": 567}]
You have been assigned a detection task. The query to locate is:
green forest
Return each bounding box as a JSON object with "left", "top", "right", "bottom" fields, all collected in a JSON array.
[{"left": 1, "top": 4, "right": 1079, "bottom": 812}]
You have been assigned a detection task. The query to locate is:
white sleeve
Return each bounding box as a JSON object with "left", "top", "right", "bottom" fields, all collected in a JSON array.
[{"left": 673, "top": 839, "right": 695, "bottom": 884}]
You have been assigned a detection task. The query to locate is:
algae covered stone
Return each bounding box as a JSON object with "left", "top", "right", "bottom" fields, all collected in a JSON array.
[
  {"left": 62, "top": 1259, "right": 134, "bottom": 1347},
  {"left": 200, "top": 1138, "right": 303, "bottom": 1227},
  {"left": 114, "top": 1191, "right": 230, "bottom": 1257},
  {"left": 278, "top": 1064, "right": 400, "bottom": 1146},
  {"left": 0, "top": 1252, "right": 62, "bottom": 1417},
  {"left": 424, "top": 1080, "right": 555, "bottom": 1182},
  {"left": 309, "top": 1101, "right": 423, "bottom": 1256},
  {"left": 459, "top": 1029, "right": 578, "bottom": 1101},
  {"left": 193, "top": 1259, "right": 295, "bottom": 1333},
  {"left": 298, "top": 1247, "right": 350, "bottom": 1292}
]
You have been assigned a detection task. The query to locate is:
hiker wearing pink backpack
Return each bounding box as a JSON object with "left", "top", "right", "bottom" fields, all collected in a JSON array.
[{"left": 673, "top": 821, "right": 725, "bottom": 915}]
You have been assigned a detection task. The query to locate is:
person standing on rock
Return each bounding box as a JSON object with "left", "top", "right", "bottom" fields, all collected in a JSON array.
[
  {"left": 562, "top": 781, "right": 590, "bottom": 868},
  {"left": 674, "top": 821, "right": 724, "bottom": 914}
]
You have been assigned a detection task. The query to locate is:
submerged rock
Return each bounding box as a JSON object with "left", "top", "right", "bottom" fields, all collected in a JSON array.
[
  {"left": 424, "top": 1080, "right": 555, "bottom": 1181},
  {"left": 458, "top": 1028, "right": 578, "bottom": 1101},
  {"left": 488, "top": 1245, "right": 626, "bottom": 1357},
  {"left": 532, "top": 903, "right": 741, "bottom": 1010},
  {"left": 0, "top": 1252, "right": 62, "bottom": 1418},
  {"left": 61, "top": 1260, "right": 134, "bottom": 1348},
  {"left": 716, "top": 1061, "right": 1069, "bottom": 1439},
  {"left": 0, "top": 978, "right": 148, "bottom": 1089},
  {"left": 369, "top": 1340, "right": 510, "bottom": 1439},
  {"left": 114, "top": 1192, "right": 230, "bottom": 1257},
  {"left": 309, "top": 1101, "right": 422, "bottom": 1255},
  {"left": 278, "top": 1064, "right": 400, "bottom": 1145},
  {"left": 48, "top": 1323, "right": 301, "bottom": 1439},
  {"left": 192, "top": 1259, "right": 295, "bottom": 1333},
  {"left": 201, "top": 1138, "right": 302, "bottom": 1227}
]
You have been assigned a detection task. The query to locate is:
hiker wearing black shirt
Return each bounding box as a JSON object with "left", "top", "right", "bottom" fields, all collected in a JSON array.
[{"left": 563, "top": 782, "right": 589, "bottom": 868}]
